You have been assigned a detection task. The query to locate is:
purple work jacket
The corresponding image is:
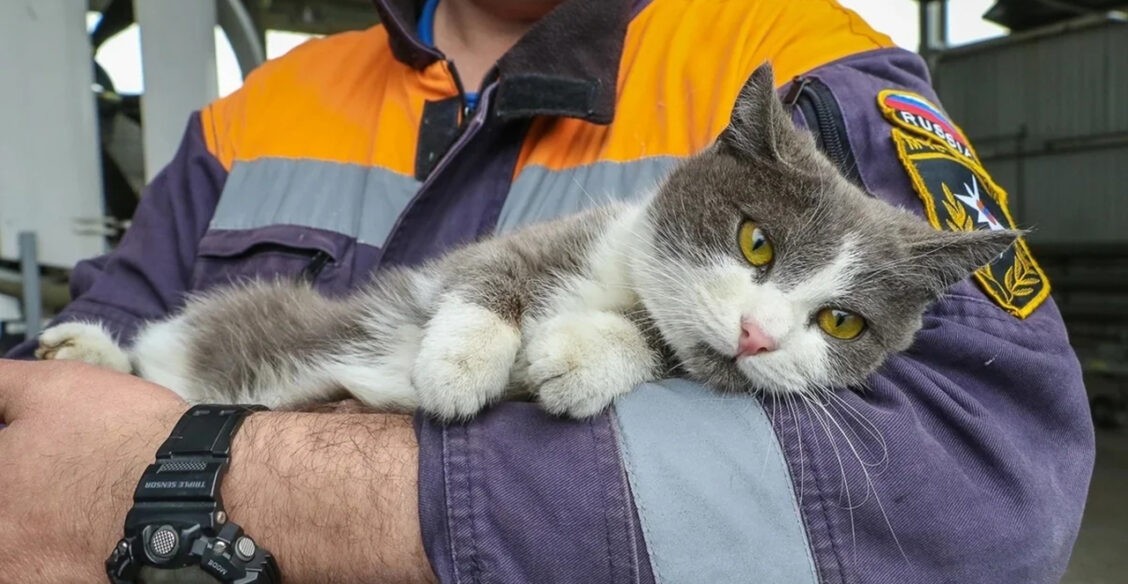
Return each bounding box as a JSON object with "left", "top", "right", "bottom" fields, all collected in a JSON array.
[{"left": 7, "top": 0, "right": 1093, "bottom": 582}]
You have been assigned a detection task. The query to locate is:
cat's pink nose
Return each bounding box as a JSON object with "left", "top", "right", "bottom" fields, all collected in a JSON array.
[{"left": 738, "top": 319, "right": 777, "bottom": 357}]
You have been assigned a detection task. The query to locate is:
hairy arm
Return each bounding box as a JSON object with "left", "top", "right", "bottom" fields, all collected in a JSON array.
[
  {"left": 226, "top": 411, "right": 437, "bottom": 584},
  {"left": 0, "top": 360, "right": 435, "bottom": 584}
]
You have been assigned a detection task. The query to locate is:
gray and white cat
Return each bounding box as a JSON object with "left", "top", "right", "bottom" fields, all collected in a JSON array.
[{"left": 35, "top": 64, "right": 1018, "bottom": 420}]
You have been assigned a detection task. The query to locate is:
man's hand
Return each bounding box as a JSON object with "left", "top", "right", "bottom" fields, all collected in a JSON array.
[
  {"left": 0, "top": 359, "right": 436, "bottom": 583},
  {"left": 0, "top": 359, "right": 186, "bottom": 582}
]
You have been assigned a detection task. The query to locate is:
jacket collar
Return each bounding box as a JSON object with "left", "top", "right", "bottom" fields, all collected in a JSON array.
[{"left": 371, "top": 0, "right": 637, "bottom": 124}]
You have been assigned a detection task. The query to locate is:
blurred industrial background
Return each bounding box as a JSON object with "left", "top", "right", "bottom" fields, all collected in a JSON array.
[{"left": 0, "top": 1, "right": 1124, "bottom": 581}]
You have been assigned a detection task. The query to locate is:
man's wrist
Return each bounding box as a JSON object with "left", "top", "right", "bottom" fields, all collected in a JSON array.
[
  {"left": 107, "top": 405, "right": 277, "bottom": 582},
  {"left": 222, "top": 411, "right": 436, "bottom": 583},
  {"left": 97, "top": 406, "right": 187, "bottom": 563}
]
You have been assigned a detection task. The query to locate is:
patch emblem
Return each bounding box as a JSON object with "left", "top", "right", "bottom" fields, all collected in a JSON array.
[
  {"left": 879, "top": 89, "right": 978, "bottom": 162},
  {"left": 891, "top": 129, "right": 1049, "bottom": 318}
]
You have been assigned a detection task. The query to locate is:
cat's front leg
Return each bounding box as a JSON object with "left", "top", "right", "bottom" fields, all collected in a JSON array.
[
  {"left": 412, "top": 295, "right": 522, "bottom": 420},
  {"left": 524, "top": 311, "right": 660, "bottom": 418},
  {"left": 35, "top": 322, "right": 132, "bottom": 373}
]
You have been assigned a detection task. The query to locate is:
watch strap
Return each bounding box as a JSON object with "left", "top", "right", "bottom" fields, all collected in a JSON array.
[
  {"left": 157, "top": 404, "right": 266, "bottom": 460},
  {"left": 107, "top": 404, "right": 279, "bottom": 583},
  {"left": 126, "top": 405, "right": 266, "bottom": 532}
]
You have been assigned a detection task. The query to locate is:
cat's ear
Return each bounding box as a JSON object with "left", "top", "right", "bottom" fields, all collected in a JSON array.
[
  {"left": 904, "top": 226, "right": 1023, "bottom": 294},
  {"left": 721, "top": 62, "right": 804, "bottom": 162}
]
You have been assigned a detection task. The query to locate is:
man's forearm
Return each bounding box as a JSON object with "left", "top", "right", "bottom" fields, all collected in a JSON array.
[{"left": 226, "top": 412, "right": 436, "bottom": 584}]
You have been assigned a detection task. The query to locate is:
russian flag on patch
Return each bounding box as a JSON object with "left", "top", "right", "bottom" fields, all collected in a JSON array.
[{"left": 879, "top": 90, "right": 976, "bottom": 160}]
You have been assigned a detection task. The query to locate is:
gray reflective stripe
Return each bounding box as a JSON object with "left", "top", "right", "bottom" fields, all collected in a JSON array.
[
  {"left": 212, "top": 158, "right": 420, "bottom": 247},
  {"left": 495, "top": 157, "right": 680, "bottom": 233},
  {"left": 614, "top": 380, "right": 819, "bottom": 584}
]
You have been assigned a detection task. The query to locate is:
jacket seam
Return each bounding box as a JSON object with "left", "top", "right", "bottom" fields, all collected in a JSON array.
[
  {"left": 466, "top": 423, "right": 483, "bottom": 583},
  {"left": 817, "top": 0, "right": 891, "bottom": 49},
  {"left": 610, "top": 408, "right": 663, "bottom": 583},
  {"left": 592, "top": 418, "right": 618, "bottom": 583},
  {"left": 440, "top": 426, "right": 463, "bottom": 584},
  {"left": 768, "top": 409, "right": 824, "bottom": 584},
  {"left": 607, "top": 409, "right": 646, "bottom": 584}
]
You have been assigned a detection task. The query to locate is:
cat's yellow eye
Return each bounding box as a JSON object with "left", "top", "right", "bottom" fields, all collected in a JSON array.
[
  {"left": 816, "top": 308, "right": 866, "bottom": 340},
  {"left": 738, "top": 221, "right": 774, "bottom": 267}
]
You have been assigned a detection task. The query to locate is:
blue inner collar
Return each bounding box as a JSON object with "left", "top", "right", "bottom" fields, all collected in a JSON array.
[
  {"left": 416, "top": 0, "right": 439, "bottom": 47},
  {"left": 416, "top": 0, "right": 479, "bottom": 111}
]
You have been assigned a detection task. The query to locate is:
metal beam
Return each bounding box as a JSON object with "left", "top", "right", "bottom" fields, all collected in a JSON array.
[
  {"left": 218, "top": 0, "right": 267, "bottom": 79},
  {"left": 18, "top": 233, "right": 42, "bottom": 338},
  {"left": 0, "top": 1, "right": 106, "bottom": 268},
  {"left": 257, "top": 0, "right": 379, "bottom": 35},
  {"left": 135, "top": 0, "right": 219, "bottom": 181},
  {"left": 919, "top": 0, "right": 949, "bottom": 55}
]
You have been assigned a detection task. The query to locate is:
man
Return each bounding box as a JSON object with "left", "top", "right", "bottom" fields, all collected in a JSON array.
[{"left": 0, "top": 0, "right": 1093, "bottom": 582}]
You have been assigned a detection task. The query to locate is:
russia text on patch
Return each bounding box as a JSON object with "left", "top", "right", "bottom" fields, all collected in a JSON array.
[{"left": 879, "top": 89, "right": 978, "bottom": 161}]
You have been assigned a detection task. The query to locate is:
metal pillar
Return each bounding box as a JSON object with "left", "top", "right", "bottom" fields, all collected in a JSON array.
[
  {"left": 19, "top": 233, "right": 42, "bottom": 338},
  {"left": 919, "top": 0, "right": 950, "bottom": 56},
  {"left": 218, "top": 0, "right": 267, "bottom": 79},
  {"left": 0, "top": 1, "right": 106, "bottom": 269},
  {"left": 135, "top": 0, "right": 219, "bottom": 181}
]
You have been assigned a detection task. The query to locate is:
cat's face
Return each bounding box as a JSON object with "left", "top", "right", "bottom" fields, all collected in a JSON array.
[{"left": 632, "top": 64, "right": 1018, "bottom": 396}]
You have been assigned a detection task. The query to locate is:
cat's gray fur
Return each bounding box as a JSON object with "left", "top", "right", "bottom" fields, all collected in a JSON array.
[{"left": 37, "top": 64, "right": 1019, "bottom": 419}]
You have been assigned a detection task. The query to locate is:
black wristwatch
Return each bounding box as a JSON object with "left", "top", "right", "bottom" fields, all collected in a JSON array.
[{"left": 106, "top": 404, "right": 281, "bottom": 583}]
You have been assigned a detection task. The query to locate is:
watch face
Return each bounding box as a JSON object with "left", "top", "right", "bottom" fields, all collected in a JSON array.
[{"left": 138, "top": 565, "right": 222, "bottom": 583}]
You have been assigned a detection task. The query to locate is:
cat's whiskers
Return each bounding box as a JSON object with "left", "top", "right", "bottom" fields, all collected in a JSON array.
[
  {"left": 694, "top": 288, "right": 738, "bottom": 352},
  {"left": 860, "top": 230, "right": 1006, "bottom": 293},
  {"left": 785, "top": 392, "right": 808, "bottom": 505},
  {"left": 805, "top": 388, "right": 869, "bottom": 562},
  {"left": 823, "top": 389, "right": 888, "bottom": 468},
  {"left": 801, "top": 385, "right": 909, "bottom": 565},
  {"left": 799, "top": 389, "right": 857, "bottom": 509},
  {"left": 629, "top": 261, "right": 719, "bottom": 335},
  {"left": 569, "top": 174, "right": 614, "bottom": 212}
]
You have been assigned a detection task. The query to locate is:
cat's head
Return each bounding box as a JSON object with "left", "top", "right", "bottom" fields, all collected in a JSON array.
[{"left": 633, "top": 63, "right": 1019, "bottom": 396}]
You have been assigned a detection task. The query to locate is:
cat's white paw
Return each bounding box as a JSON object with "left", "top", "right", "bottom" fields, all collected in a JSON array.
[
  {"left": 35, "top": 322, "right": 132, "bottom": 373},
  {"left": 412, "top": 298, "right": 520, "bottom": 421},
  {"left": 525, "top": 311, "right": 657, "bottom": 419}
]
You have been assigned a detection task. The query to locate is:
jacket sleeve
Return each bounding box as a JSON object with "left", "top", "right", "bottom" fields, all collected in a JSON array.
[
  {"left": 760, "top": 47, "right": 1094, "bottom": 583},
  {"left": 5, "top": 113, "right": 226, "bottom": 359},
  {"left": 414, "top": 48, "right": 1093, "bottom": 584}
]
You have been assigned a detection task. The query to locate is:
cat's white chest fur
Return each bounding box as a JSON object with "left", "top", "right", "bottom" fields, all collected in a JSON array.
[{"left": 536, "top": 204, "right": 645, "bottom": 316}]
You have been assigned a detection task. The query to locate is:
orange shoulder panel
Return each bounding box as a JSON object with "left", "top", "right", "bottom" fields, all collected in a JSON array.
[
  {"left": 514, "top": 0, "right": 895, "bottom": 173},
  {"left": 201, "top": 25, "right": 459, "bottom": 175}
]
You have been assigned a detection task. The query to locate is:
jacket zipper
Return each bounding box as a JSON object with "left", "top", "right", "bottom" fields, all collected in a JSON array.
[
  {"left": 449, "top": 63, "right": 473, "bottom": 122},
  {"left": 298, "top": 250, "right": 332, "bottom": 283},
  {"left": 785, "top": 76, "right": 863, "bottom": 187},
  {"left": 378, "top": 86, "right": 495, "bottom": 264},
  {"left": 420, "top": 86, "right": 493, "bottom": 188}
]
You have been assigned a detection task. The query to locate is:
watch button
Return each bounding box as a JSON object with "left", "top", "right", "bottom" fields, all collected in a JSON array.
[
  {"left": 146, "top": 525, "right": 179, "bottom": 561},
  {"left": 235, "top": 536, "right": 256, "bottom": 561}
]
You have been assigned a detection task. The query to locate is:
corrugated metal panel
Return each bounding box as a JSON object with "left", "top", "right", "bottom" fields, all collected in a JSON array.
[
  {"left": 1021, "top": 147, "right": 1128, "bottom": 243},
  {"left": 932, "top": 17, "right": 1128, "bottom": 245},
  {"left": 936, "top": 18, "right": 1128, "bottom": 138}
]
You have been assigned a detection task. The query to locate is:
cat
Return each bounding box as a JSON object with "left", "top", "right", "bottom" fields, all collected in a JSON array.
[{"left": 34, "top": 64, "right": 1019, "bottom": 420}]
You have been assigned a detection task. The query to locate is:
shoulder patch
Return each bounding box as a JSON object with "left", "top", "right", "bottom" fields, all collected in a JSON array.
[
  {"left": 891, "top": 129, "right": 1050, "bottom": 318},
  {"left": 879, "top": 89, "right": 978, "bottom": 162}
]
